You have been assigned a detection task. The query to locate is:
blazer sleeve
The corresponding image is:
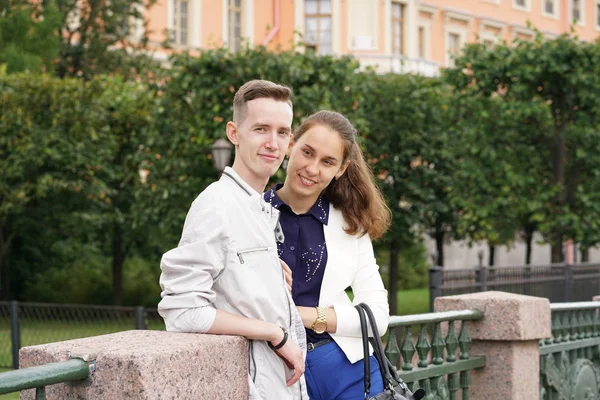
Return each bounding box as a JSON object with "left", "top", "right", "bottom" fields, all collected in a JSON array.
[
  {"left": 157, "top": 205, "right": 230, "bottom": 332},
  {"left": 332, "top": 233, "right": 390, "bottom": 337}
]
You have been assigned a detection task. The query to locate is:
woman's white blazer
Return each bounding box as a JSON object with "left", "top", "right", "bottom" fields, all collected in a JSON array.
[{"left": 320, "top": 205, "right": 390, "bottom": 363}]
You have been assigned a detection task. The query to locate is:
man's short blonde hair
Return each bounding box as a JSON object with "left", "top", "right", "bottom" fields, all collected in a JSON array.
[{"left": 233, "top": 80, "right": 293, "bottom": 124}]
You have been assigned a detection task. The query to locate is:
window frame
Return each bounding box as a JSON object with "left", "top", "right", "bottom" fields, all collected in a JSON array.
[
  {"left": 513, "top": 0, "right": 530, "bottom": 12},
  {"left": 304, "top": 0, "right": 334, "bottom": 55}
]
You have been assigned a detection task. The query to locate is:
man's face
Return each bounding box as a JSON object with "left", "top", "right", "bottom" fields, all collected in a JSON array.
[{"left": 227, "top": 97, "right": 293, "bottom": 191}]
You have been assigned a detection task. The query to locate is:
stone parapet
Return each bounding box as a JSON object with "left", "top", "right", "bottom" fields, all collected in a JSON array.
[
  {"left": 434, "top": 291, "right": 551, "bottom": 400},
  {"left": 434, "top": 290, "right": 551, "bottom": 341},
  {"left": 19, "top": 330, "right": 248, "bottom": 400}
]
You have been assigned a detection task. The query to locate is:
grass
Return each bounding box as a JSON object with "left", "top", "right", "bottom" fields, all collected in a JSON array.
[{"left": 395, "top": 288, "right": 429, "bottom": 315}]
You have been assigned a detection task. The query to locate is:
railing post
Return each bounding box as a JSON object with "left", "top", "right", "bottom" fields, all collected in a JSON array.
[
  {"left": 429, "top": 267, "right": 443, "bottom": 312},
  {"left": 10, "top": 301, "right": 20, "bottom": 370},
  {"left": 564, "top": 263, "right": 572, "bottom": 302},
  {"left": 476, "top": 266, "right": 489, "bottom": 292},
  {"left": 135, "top": 306, "right": 147, "bottom": 330}
]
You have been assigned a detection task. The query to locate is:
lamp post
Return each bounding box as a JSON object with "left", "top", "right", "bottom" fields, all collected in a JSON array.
[{"left": 211, "top": 138, "right": 233, "bottom": 172}]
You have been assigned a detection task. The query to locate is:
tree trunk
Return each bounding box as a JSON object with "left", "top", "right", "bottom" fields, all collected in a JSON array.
[
  {"left": 435, "top": 230, "right": 445, "bottom": 268},
  {"left": 0, "top": 225, "right": 15, "bottom": 300},
  {"left": 551, "top": 236, "right": 563, "bottom": 264},
  {"left": 581, "top": 247, "right": 589, "bottom": 262},
  {"left": 488, "top": 244, "right": 495, "bottom": 267},
  {"left": 524, "top": 229, "right": 534, "bottom": 265},
  {"left": 388, "top": 238, "right": 399, "bottom": 316},
  {"left": 112, "top": 222, "right": 126, "bottom": 305},
  {"left": 551, "top": 120, "right": 566, "bottom": 264}
]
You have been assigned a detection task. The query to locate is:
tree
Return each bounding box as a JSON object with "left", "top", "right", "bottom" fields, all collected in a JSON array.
[
  {"left": 360, "top": 74, "right": 463, "bottom": 312},
  {"left": 445, "top": 32, "right": 600, "bottom": 263},
  {"left": 53, "top": 0, "right": 158, "bottom": 79},
  {"left": 0, "top": 74, "right": 115, "bottom": 299},
  {"left": 0, "top": 0, "right": 62, "bottom": 73}
]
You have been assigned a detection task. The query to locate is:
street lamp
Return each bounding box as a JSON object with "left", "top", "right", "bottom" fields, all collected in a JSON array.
[{"left": 211, "top": 138, "right": 233, "bottom": 172}]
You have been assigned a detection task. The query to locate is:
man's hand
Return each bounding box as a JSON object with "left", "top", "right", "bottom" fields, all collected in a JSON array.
[
  {"left": 280, "top": 259, "right": 293, "bottom": 293},
  {"left": 273, "top": 339, "right": 305, "bottom": 386}
]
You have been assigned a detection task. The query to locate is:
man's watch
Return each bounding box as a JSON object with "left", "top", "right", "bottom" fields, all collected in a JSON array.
[{"left": 311, "top": 306, "right": 327, "bottom": 334}]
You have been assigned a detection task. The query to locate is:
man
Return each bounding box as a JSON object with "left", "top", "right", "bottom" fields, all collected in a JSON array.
[{"left": 158, "top": 80, "right": 307, "bottom": 399}]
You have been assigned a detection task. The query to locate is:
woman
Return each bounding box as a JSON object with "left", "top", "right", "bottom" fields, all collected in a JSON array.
[{"left": 264, "top": 110, "right": 391, "bottom": 399}]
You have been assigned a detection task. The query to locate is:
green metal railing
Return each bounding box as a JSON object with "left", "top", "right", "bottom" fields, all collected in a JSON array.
[
  {"left": 0, "top": 358, "right": 92, "bottom": 399},
  {"left": 539, "top": 301, "right": 600, "bottom": 399},
  {"left": 385, "top": 309, "right": 486, "bottom": 399}
]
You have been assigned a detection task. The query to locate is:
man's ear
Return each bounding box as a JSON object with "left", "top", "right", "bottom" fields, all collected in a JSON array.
[
  {"left": 335, "top": 160, "right": 351, "bottom": 180},
  {"left": 226, "top": 121, "right": 239, "bottom": 145},
  {"left": 286, "top": 139, "right": 295, "bottom": 158}
]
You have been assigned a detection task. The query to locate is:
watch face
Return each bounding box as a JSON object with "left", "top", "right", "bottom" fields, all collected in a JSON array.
[{"left": 313, "top": 321, "right": 327, "bottom": 334}]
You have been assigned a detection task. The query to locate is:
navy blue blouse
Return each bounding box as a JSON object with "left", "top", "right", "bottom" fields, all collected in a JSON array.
[{"left": 264, "top": 184, "right": 331, "bottom": 344}]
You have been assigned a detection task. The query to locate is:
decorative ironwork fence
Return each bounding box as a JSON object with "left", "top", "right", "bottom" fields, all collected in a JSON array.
[
  {"left": 0, "top": 301, "right": 165, "bottom": 370},
  {"left": 539, "top": 301, "right": 600, "bottom": 399},
  {"left": 429, "top": 263, "right": 600, "bottom": 310},
  {"left": 385, "top": 309, "right": 486, "bottom": 399}
]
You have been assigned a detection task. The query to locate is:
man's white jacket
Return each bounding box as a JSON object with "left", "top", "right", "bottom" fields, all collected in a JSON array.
[{"left": 158, "top": 167, "right": 308, "bottom": 400}]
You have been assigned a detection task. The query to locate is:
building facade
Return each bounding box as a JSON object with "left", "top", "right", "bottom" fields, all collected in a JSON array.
[{"left": 146, "top": 0, "right": 600, "bottom": 75}]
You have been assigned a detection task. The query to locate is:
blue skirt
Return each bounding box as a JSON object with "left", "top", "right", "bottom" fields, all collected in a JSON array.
[{"left": 304, "top": 340, "right": 384, "bottom": 400}]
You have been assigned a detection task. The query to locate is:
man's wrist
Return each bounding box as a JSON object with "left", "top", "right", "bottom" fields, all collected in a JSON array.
[{"left": 268, "top": 325, "right": 288, "bottom": 350}]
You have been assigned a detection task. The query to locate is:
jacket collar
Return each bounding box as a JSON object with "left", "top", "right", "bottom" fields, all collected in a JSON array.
[
  {"left": 221, "top": 167, "right": 256, "bottom": 197},
  {"left": 221, "top": 167, "right": 280, "bottom": 231}
]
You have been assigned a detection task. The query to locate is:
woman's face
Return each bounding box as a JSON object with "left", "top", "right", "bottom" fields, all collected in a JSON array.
[{"left": 284, "top": 124, "right": 349, "bottom": 203}]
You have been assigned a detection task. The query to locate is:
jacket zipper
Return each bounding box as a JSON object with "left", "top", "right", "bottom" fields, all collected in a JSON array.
[{"left": 237, "top": 247, "right": 270, "bottom": 264}]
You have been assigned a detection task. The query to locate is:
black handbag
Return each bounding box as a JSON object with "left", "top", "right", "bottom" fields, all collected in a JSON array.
[{"left": 355, "top": 303, "right": 426, "bottom": 400}]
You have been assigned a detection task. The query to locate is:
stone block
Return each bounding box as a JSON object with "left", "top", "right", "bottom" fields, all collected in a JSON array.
[
  {"left": 19, "top": 330, "right": 248, "bottom": 400},
  {"left": 434, "top": 291, "right": 551, "bottom": 341},
  {"left": 470, "top": 341, "right": 539, "bottom": 400}
]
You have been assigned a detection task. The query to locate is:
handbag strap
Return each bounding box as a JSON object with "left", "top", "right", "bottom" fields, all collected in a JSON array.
[
  {"left": 355, "top": 304, "right": 371, "bottom": 400},
  {"left": 357, "top": 303, "right": 395, "bottom": 389}
]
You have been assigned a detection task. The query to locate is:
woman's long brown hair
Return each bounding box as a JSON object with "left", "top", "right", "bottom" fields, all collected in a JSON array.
[{"left": 294, "top": 111, "right": 391, "bottom": 240}]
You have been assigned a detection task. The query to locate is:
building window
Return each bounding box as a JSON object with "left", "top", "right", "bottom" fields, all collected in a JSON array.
[
  {"left": 305, "top": 0, "right": 332, "bottom": 55},
  {"left": 228, "top": 0, "right": 242, "bottom": 51},
  {"left": 596, "top": 1, "right": 600, "bottom": 28},
  {"left": 513, "top": 0, "right": 528, "bottom": 10},
  {"left": 446, "top": 31, "right": 462, "bottom": 67},
  {"left": 418, "top": 26, "right": 426, "bottom": 58},
  {"left": 172, "top": 0, "right": 189, "bottom": 46},
  {"left": 572, "top": 0, "right": 583, "bottom": 24},
  {"left": 543, "top": 0, "right": 558, "bottom": 16},
  {"left": 391, "top": 2, "right": 405, "bottom": 55},
  {"left": 448, "top": 32, "right": 460, "bottom": 55}
]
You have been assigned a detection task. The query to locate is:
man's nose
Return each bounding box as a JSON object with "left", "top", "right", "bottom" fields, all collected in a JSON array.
[{"left": 265, "top": 132, "right": 279, "bottom": 150}]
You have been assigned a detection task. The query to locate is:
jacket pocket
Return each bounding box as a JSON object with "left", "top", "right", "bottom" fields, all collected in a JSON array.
[{"left": 237, "top": 246, "right": 272, "bottom": 265}]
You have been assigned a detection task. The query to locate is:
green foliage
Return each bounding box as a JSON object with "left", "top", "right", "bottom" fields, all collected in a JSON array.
[
  {"left": 24, "top": 255, "right": 160, "bottom": 306},
  {"left": 376, "top": 241, "right": 429, "bottom": 290},
  {"left": 54, "top": 0, "right": 159, "bottom": 79},
  {"left": 0, "top": 0, "right": 62, "bottom": 73},
  {"left": 0, "top": 73, "right": 158, "bottom": 301},
  {"left": 446, "top": 31, "right": 600, "bottom": 260}
]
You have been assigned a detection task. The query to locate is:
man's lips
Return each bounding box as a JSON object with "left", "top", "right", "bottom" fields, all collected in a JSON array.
[{"left": 259, "top": 154, "right": 278, "bottom": 161}]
